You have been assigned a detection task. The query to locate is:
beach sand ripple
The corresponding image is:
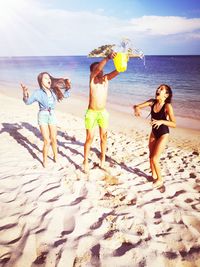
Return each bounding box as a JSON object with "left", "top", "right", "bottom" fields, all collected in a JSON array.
[{"left": 0, "top": 94, "right": 200, "bottom": 266}]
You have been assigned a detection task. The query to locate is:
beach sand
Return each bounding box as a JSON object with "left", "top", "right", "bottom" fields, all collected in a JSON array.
[{"left": 0, "top": 91, "right": 200, "bottom": 267}]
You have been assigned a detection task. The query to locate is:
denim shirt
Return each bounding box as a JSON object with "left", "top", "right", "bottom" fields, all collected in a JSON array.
[{"left": 23, "top": 88, "right": 70, "bottom": 111}]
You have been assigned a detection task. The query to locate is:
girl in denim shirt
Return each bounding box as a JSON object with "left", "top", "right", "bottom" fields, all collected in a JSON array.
[{"left": 21, "top": 72, "right": 71, "bottom": 167}]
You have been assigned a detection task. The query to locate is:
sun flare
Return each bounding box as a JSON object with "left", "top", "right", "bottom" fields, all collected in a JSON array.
[{"left": 0, "top": 0, "right": 28, "bottom": 27}]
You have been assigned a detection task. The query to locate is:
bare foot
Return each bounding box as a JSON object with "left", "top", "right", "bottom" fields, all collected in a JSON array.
[
  {"left": 100, "top": 158, "right": 105, "bottom": 169},
  {"left": 152, "top": 177, "right": 158, "bottom": 183},
  {"left": 42, "top": 161, "right": 47, "bottom": 168},
  {"left": 53, "top": 156, "right": 57, "bottom": 163},
  {"left": 153, "top": 179, "right": 164, "bottom": 189},
  {"left": 83, "top": 160, "right": 89, "bottom": 173}
]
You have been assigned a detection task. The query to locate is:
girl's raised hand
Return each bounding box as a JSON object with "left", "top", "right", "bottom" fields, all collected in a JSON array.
[
  {"left": 133, "top": 105, "right": 141, "bottom": 117},
  {"left": 20, "top": 83, "right": 29, "bottom": 97}
]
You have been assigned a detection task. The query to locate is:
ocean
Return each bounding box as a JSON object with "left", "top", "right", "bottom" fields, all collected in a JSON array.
[{"left": 0, "top": 55, "right": 200, "bottom": 129}]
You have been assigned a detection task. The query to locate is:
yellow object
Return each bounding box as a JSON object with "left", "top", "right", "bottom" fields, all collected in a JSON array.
[
  {"left": 113, "top": 52, "right": 129, "bottom": 72},
  {"left": 85, "top": 109, "right": 109, "bottom": 129}
]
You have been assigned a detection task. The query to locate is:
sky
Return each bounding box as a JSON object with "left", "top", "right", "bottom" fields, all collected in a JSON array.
[{"left": 0, "top": 0, "right": 200, "bottom": 56}]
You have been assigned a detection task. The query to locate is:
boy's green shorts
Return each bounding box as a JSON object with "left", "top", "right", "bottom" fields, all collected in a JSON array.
[{"left": 85, "top": 109, "right": 109, "bottom": 129}]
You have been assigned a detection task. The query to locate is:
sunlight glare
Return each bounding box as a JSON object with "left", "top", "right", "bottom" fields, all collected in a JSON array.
[{"left": 0, "top": 0, "right": 27, "bottom": 27}]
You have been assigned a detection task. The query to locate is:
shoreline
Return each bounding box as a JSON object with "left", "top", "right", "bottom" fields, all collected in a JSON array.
[
  {"left": 0, "top": 88, "right": 199, "bottom": 154},
  {"left": 1, "top": 83, "right": 200, "bottom": 133}
]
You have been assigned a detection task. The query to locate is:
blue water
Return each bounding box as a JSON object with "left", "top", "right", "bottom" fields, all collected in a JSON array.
[{"left": 0, "top": 55, "right": 200, "bottom": 121}]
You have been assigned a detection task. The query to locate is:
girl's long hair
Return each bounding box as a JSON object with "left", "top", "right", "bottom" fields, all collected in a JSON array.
[
  {"left": 49, "top": 75, "right": 65, "bottom": 101},
  {"left": 37, "top": 72, "right": 68, "bottom": 101},
  {"left": 157, "top": 84, "right": 173, "bottom": 103}
]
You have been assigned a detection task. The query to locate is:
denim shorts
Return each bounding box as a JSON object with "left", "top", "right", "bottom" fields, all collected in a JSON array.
[{"left": 38, "top": 110, "right": 57, "bottom": 126}]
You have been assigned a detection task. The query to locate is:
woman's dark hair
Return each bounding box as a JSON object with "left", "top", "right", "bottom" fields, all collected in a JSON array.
[
  {"left": 37, "top": 72, "right": 48, "bottom": 89},
  {"left": 157, "top": 84, "right": 173, "bottom": 103},
  {"left": 37, "top": 72, "right": 69, "bottom": 101}
]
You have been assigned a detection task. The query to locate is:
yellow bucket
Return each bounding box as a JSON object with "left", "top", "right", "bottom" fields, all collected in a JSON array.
[{"left": 113, "top": 52, "right": 129, "bottom": 72}]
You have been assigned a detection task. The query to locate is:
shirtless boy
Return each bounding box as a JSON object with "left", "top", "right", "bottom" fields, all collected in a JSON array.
[{"left": 83, "top": 52, "right": 119, "bottom": 173}]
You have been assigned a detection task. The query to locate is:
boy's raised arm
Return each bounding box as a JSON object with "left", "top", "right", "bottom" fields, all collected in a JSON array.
[
  {"left": 90, "top": 52, "right": 117, "bottom": 80},
  {"left": 106, "top": 70, "right": 119, "bottom": 81}
]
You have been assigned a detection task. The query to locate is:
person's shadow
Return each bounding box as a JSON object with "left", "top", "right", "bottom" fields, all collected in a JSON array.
[
  {"left": 21, "top": 122, "right": 84, "bottom": 171},
  {"left": 57, "top": 129, "right": 152, "bottom": 182},
  {"left": 0, "top": 122, "right": 42, "bottom": 165},
  {"left": 2, "top": 121, "right": 152, "bottom": 181}
]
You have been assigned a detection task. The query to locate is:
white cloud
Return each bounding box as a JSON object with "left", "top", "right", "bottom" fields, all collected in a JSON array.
[
  {"left": 129, "top": 16, "right": 200, "bottom": 35},
  {"left": 0, "top": 2, "right": 199, "bottom": 55}
]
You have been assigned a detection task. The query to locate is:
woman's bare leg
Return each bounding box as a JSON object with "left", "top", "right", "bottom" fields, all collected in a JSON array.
[
  {"left": 151, "top": 134, "right": 169, "bottom": 187},
  {"left": 149, "top": 132, "right": 157, "bottom": 180},
  {"left": 40, "top": 125, "right": 50, "bottom": 167},
  {"left": 49, "top": 124, "right": 57, "bottom": 162}
]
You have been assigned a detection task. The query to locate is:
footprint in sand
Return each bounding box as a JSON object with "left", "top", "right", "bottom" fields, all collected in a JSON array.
[
  {"left": 53, "top": 237, "right": 67, "bottom": 248},
  {"left": 102, "top": 173, "right": 119, "bottom": 186},
  {"left": 90, "top": 217, "right": 104, "bottom": 230},
  {"left": 0, "top": 223, "right": 25, "bottom": 246},
  {"left": 33, "top": 251, "right": 48, "bottom": 265},
  {"left": 0, "top": 253, "right": 11, "bottom": 265},
  {"left": 193, "top": 184, "right": 200, "bottom": 193},
  {"left": 62, "top": 215, "right": 75, "bottom": 236},
  {"left": 30, "top": 242, "right": 50, "bottom": 266},
  {"left": 113, "top": 240, "right": 142, "bottom": 257},
  {"left": 182, "top": 215, "right": 200, "bottom": 234},
  {"left": 189, "top": 172, "right": 196, "bottom": 178}
]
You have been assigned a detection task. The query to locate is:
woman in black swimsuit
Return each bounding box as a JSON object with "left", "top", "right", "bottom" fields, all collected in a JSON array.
[{"left": 133, "top": 84, "right": 176, "bottom": 190}]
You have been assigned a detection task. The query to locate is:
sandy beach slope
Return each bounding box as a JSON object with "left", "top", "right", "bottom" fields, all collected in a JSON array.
[{"left": 0, "top": 92, "right": 200, "bottom": 267}]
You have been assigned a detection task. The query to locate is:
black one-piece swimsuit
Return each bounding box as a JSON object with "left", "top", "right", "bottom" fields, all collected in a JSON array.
[{"left": 151, "top": 102, "right": 169, "bottom": 139}]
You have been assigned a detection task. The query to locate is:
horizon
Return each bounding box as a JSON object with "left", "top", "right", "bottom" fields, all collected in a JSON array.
[{"left": 0, "top": 54, "right": 200, "bottom": 58}]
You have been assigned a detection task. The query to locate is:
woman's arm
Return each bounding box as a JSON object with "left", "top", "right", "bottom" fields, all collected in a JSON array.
[
  {"left": 133, "top": 99, "right": 154, "bottom": 117},
  {"left": 21, "top": 83, "right": 29, "bottom": 99},
  {"left": 21, "top": 83, "right": 36, "bottom": 105},
  {"left": 164, "top": 103, "right": 176, "bottom": 127}
]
